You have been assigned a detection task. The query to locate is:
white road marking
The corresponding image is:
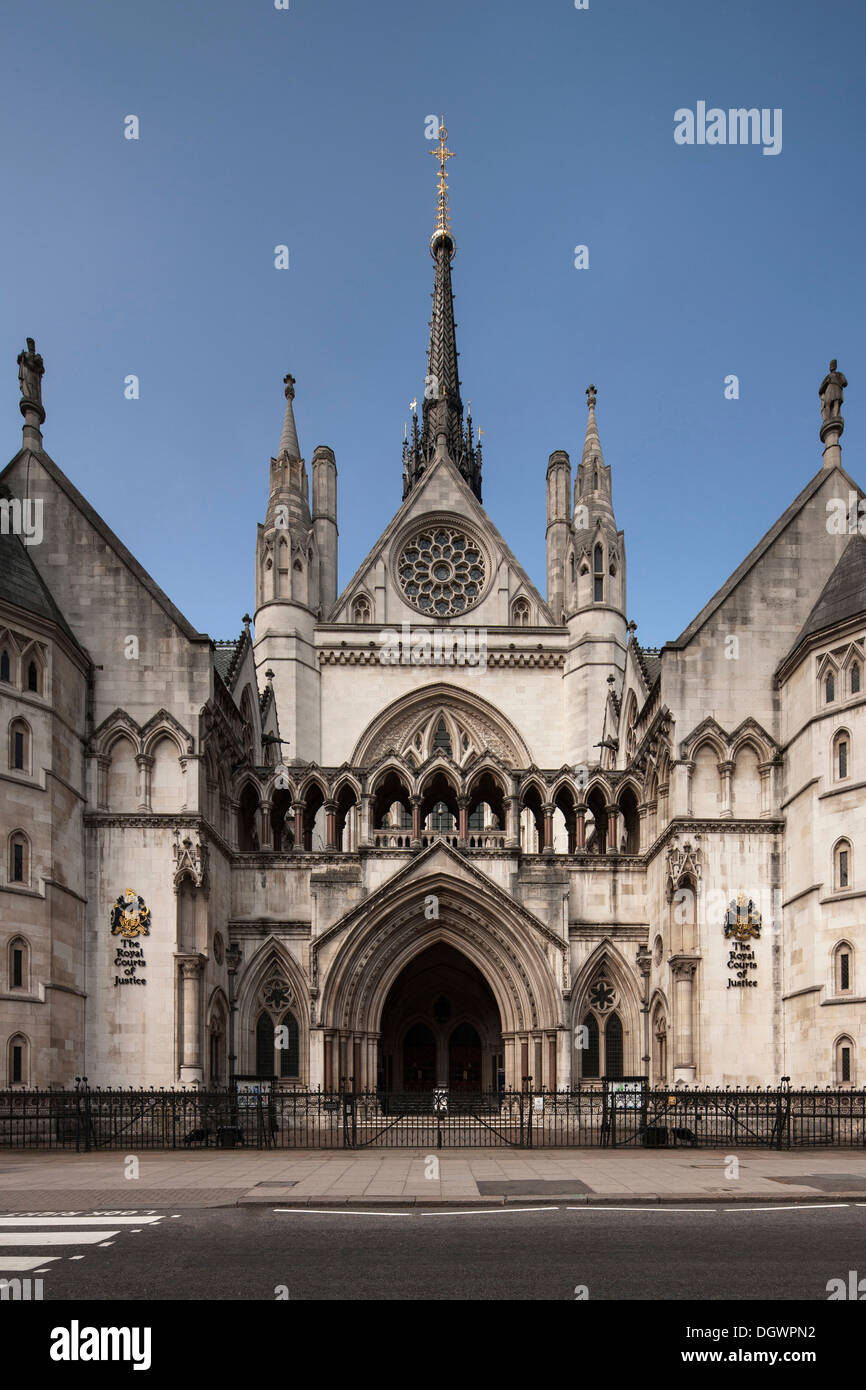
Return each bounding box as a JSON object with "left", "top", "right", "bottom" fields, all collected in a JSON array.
[
  {"left": 0, "top": 1256, "right": 60, "bottom": 1271},
  {"left": 0, "top": 1231, "right": 119, "bottom": 1247},
  {"left": 566, "top": 1206, "right": 717, "bottom": 1213},
  {"left": 69, "top": 1256, "right": 85, "bottom": 1261},
  {"left": 0, "top": 1215, "right": 163, "bottom": 1227},
  {"left": 421, "top": 1206, "right": 560, "bottom": 1217},
  {"left": 274, "top": 1208, "right": 412, "bottom": 1217},
  {"left": 724, "top": 1203, "right": 850, "bottom": 1213}
]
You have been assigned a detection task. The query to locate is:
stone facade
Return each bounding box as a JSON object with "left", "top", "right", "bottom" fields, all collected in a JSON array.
[{"left": 1, "top": 189, "right": 863, "bottom": 1093}]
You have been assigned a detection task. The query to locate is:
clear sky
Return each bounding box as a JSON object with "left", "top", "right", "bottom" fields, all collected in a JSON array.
[{"left": 2, "top": 0, "right": 864, "bottom": 647}]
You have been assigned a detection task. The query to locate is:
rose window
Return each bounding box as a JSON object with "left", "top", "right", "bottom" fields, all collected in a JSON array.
[{"left": 397, "top": 526, "right": 486, "bottom": 616}]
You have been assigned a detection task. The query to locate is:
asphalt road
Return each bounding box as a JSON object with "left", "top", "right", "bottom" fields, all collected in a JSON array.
[{"left": 7, "top": 1201, "right": 866, "bottom": 1301}]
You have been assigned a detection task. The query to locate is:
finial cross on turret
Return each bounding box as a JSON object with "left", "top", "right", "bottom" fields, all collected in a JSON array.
[
  {"left": 283, "top": 373, "right": 296, "bottom": 400},
  {"left": 586, "top": 384, "right": 597, "bottom": 410}
]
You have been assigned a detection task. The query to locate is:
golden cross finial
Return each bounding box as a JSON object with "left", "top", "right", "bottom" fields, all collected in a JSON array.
[
  {"left": 432, "top": 115, "right": 455, "bottom": 240},
  {"left": 410, "top": 397, "right": 417, "bottom": 413},
  {"left": 478, "top": 426, "right": 484, "bottom": 439}
]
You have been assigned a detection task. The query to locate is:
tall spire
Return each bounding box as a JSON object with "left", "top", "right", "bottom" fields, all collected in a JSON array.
[
  {"left": 581, "top": 384, "right": 604, "bottom": 470},
  {"left": 575, "top": 383, "right": 612, "bottom": 506},
  {"left": 402, "top": 118, "right": 482, "bottom": 502},
  {"left": 277, "top": 373, "right": 301, "bottom": 462}
]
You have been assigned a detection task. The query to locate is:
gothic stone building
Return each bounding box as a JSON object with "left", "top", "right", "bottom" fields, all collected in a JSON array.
[{"left": 1, "top": 149, "right": 864, "bottom": 1093}]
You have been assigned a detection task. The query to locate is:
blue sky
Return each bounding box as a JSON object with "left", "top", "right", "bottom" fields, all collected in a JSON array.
[{"left": 2, "top": 0, "right": 864, "bottom": 647}]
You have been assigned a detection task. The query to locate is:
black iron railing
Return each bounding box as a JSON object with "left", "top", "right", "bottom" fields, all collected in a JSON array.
[{"left": 0, "top": 1085, "right": 863, "bottom": 1150}]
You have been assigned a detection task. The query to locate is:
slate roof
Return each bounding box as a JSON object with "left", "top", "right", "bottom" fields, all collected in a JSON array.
[
  {"left": 213, "top": 632, "right": 247, "bottom": 691},
  {"left": 791, "top": 533, "right": 866, "bottom": 650},
  {"left": 0, "top": 483, "right": 85, "bottom": 652},
  {"left": 634, "top": 641, "right": 661, "bottom": 690}
]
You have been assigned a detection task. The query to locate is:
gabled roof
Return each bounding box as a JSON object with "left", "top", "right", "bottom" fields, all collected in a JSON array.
[
  {"left": 331, "top": 450, "right": 554, "bottom": 624},
  {"left": 666, "top": 463, "right": 863, "bottom": 651},
  {"left": 790, "top": 532, "right": 866, "bottom": 651},
  {"left": 0, "top": 448, "right": 209, "bottom": 644},
  {"left": 0, "top": 483, "right": 86, "bottom": 653}
]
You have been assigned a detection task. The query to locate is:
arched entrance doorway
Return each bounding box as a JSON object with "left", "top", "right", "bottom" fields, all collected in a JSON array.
[{"left": 379, "top": 943, "right": 503, "bottom": 1093}]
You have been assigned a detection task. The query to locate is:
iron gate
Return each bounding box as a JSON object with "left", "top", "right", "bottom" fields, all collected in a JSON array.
[{"left": 2, "top": 1084, "right": 865, "bottom": 1149}]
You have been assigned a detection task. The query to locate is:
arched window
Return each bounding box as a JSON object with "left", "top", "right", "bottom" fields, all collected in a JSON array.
[
  {"left": 8, "top": 937, "right": 29, "bottom": 991},
  {"left": 593, "top": 469, "right": 599, "bottom": 490},
  {"left": 512, "top": 597, "right": 530, "bottom": 627},
  {"left": 605, "top": 1012, "right": 624, "bottom": 1079},
  {"left": 581, "top": 1012, "right": 599, "bottom": 1078},
  {"left": 9, "top": 719, "right": 30, "bottom": 774},
  {"left": 7, "top": 1034, "right": 29, "bottom": 1086},
  {"left": 834, "top": 839, "right": 852, "bottom": 892},
  {"left": 432, "top": 718, "right": 452, "bottom": 756},
  {"left": 836, "top": 1036, "right": 855, "bottom": 1086},
  {"left": 0, "top": 649, "right": 10, "bottom": 683},
  {"left": 255, "top": 1012, "right": 275, "bottom": 1078},
  {"left": 851, "top": 661, "right": 861, "bottom": 695},
  {"left": 27, "top": 660, "right": 39, "bottom": 693},
  {"left": 278, "top": 1011, "right": 300, "bottom": 1078},
  {"left": 593, "top": 544, "right": 604, "bottom": 602},
  {"left": 652, "top": 1007, "right": 667, "bottom": 1085},
  {"left": 833, "top": 942, "right": 853, "bottom": 995},
  {"left": 833, "top": 731, "right": 850, "bottom": 781},
  {"left": 825, "top": 671, "right": 836, "bottom": 703},
  {"left": 352, "top": 595, "right": 371, "bottom": 624},
  {"left": 8, "top": 832, "right": 29, "bottom": 885}
]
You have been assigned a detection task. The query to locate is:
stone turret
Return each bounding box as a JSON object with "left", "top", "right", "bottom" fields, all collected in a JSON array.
[
  {"left": 253, "top": 374, "right": 322, "bottom": 760},
  {"left": 563, "top": 385, "right": 628, "bottom": 766},
  {"left": 546, "top": 449, "right": 571, "bottom": 624}
]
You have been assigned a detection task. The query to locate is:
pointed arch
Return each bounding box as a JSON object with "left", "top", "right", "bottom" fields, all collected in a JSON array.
[
  {"left": 235, "top": 938, "right": 310, "bottom": 1085},
  {"left": 352, "top": 683, "right": 533, "bottom": 767},
  {"left": 317, "top": 864, "right": 563, "bottom": 1047},
  {"left": 571, "top": 941, "right": 643, "bottom": 1080}
]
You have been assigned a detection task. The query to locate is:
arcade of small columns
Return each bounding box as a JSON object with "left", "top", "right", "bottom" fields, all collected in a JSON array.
[{"left": 231, "top": 762, "right": 650, "bottom": 857}]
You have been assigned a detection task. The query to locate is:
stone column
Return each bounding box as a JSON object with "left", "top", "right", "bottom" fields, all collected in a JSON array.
[
  {"left": 671, "top": 957, "right": 699, "bottom": 1083},
  {"left": 259, "top": 799, "right": 273, "bottom": 849},
  {"left": 359, "top": 792, "right": 373, "bottom": 847},
  {"left": 96, "top": 754, "right": 111, "bottom": 810},
  {"left": 291, "top": 800, "right": 306, "bottom": 852},
  {"left": 457, "top": 796, "right": 469, "bottom": 847},
  {"left": 178, "top": 956, "right": 204, "bottom": 1085},
  {"left": 637, "top": 803, "right": 648, "bottom": 853},
  {"left": 718, "top": 761, "right": 734, "bottom": 818},
  {"left": 324, "top": 801, "right": 338, "bottom": 852},
  {"left": 503, "top": 1035, "right": 515, "bottom": 1090},
  {"left": 410, "top": 796, "right": 422, "bottom": 848},
  {"left": 606, "top": 804, "right": 619, "bottom": 854},
  {"left": 135, "top": 754, "right": 154, "bottom": 812},
  {"left": 505, "top": 795, "right": 521, "bottom": 849},
  {"left": 575, "top": 804, "right": 586, "bottom": 849},
  {"left": 226, "top": 943, "right": 242, "bottom": 1080},
  {"left": 542, "top": 803, "right": 555, "bottom": 855},
  {"left": 759, "top": 761, "right": 774, "bottom": 817},
  {"left": 671, "top": 759, "right": 692, "bottom": 818}
]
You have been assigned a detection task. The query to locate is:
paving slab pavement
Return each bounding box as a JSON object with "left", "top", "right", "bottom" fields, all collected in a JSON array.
[{"left": 2, "top": 1148, "right": 866, "bottom": 1207}]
